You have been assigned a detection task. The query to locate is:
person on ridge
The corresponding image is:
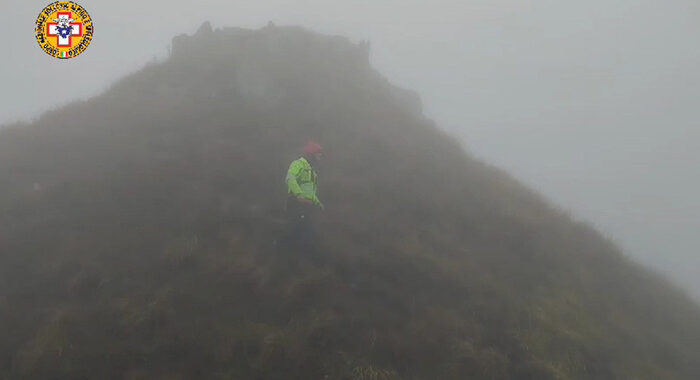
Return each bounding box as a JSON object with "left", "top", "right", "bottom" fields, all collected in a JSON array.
[{"left": 285, "top": 141, "right": 324, "bottom": 252}]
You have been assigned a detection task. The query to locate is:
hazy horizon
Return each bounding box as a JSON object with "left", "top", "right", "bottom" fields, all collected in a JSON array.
[{"left": 5, "top": 0, "right": 699, "bottom": 299}]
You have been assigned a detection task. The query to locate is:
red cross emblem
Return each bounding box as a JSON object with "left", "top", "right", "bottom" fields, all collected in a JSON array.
[{"left": 46, "top": 12, "right": 83, "bottom": 47}]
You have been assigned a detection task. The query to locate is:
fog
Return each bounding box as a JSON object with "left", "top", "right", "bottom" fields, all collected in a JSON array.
[{"left": 5, "top": 0, "right": 699, "bottom": 299}]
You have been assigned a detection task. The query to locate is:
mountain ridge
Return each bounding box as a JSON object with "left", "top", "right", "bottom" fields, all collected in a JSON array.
[{"left": 1, "top": 23, "right": 699, "bottom": 379}]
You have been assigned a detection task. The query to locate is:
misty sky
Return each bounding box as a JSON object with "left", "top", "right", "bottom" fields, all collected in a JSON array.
[{"left": 5, "top": 1, "right": 699, "bottom": 299}]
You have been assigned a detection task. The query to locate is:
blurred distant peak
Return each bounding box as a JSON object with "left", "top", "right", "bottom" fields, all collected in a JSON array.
[
  {"left": 196, "top": 21, "right": 213, "bottom": 35},
  {"left": 161, "top": 22, "right": 422, "bottom": 117},
  {"left": 169, "top": 22, "right": 373, "bottom": 70}
]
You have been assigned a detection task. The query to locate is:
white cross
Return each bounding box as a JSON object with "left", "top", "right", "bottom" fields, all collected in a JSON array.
[{"left": 47, "top": 12, "right": 83, "bottom": 47}]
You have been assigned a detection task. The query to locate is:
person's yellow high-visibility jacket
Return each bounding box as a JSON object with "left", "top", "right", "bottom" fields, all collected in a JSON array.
[{"left": 286, "top": 157, "right": 322, "bottom": 206}]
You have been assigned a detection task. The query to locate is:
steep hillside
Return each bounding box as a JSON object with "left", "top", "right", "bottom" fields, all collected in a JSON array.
[{"left": 1, "top": 23, "right": 699, "bottom": 379}]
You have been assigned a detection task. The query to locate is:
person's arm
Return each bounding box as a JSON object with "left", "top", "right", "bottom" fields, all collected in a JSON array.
[
  {"left": 286, "top": 161, "right": 304, "bottom": 197},
  {"left": 311, "top": 174, "right": 323, "bottom": 209},
  {"left": 312, "top": 193, "right": 323, "bottom": 209}
]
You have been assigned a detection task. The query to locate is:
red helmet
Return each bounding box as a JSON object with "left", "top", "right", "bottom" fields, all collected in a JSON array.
[{"left": 304, "top": 141, "right": 323, "bottom": 155}]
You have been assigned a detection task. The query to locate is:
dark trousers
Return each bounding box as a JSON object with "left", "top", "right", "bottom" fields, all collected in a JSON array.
[{"left": 285, "top": 196, "right": 319, "bottom": 259}]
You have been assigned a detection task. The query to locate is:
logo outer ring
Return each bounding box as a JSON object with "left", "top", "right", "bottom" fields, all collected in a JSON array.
[{"left": 35, "top": 1, "right": 94, "bottom": 59}]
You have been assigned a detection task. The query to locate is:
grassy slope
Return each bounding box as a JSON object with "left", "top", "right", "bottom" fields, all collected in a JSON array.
[{"left": 1, "top": 24, "right": 699, "bottom": 379}]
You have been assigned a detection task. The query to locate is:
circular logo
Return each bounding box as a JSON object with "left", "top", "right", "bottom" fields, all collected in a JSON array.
[{"left": 35, "top": 1, "right": 94, "bottom": 59}]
